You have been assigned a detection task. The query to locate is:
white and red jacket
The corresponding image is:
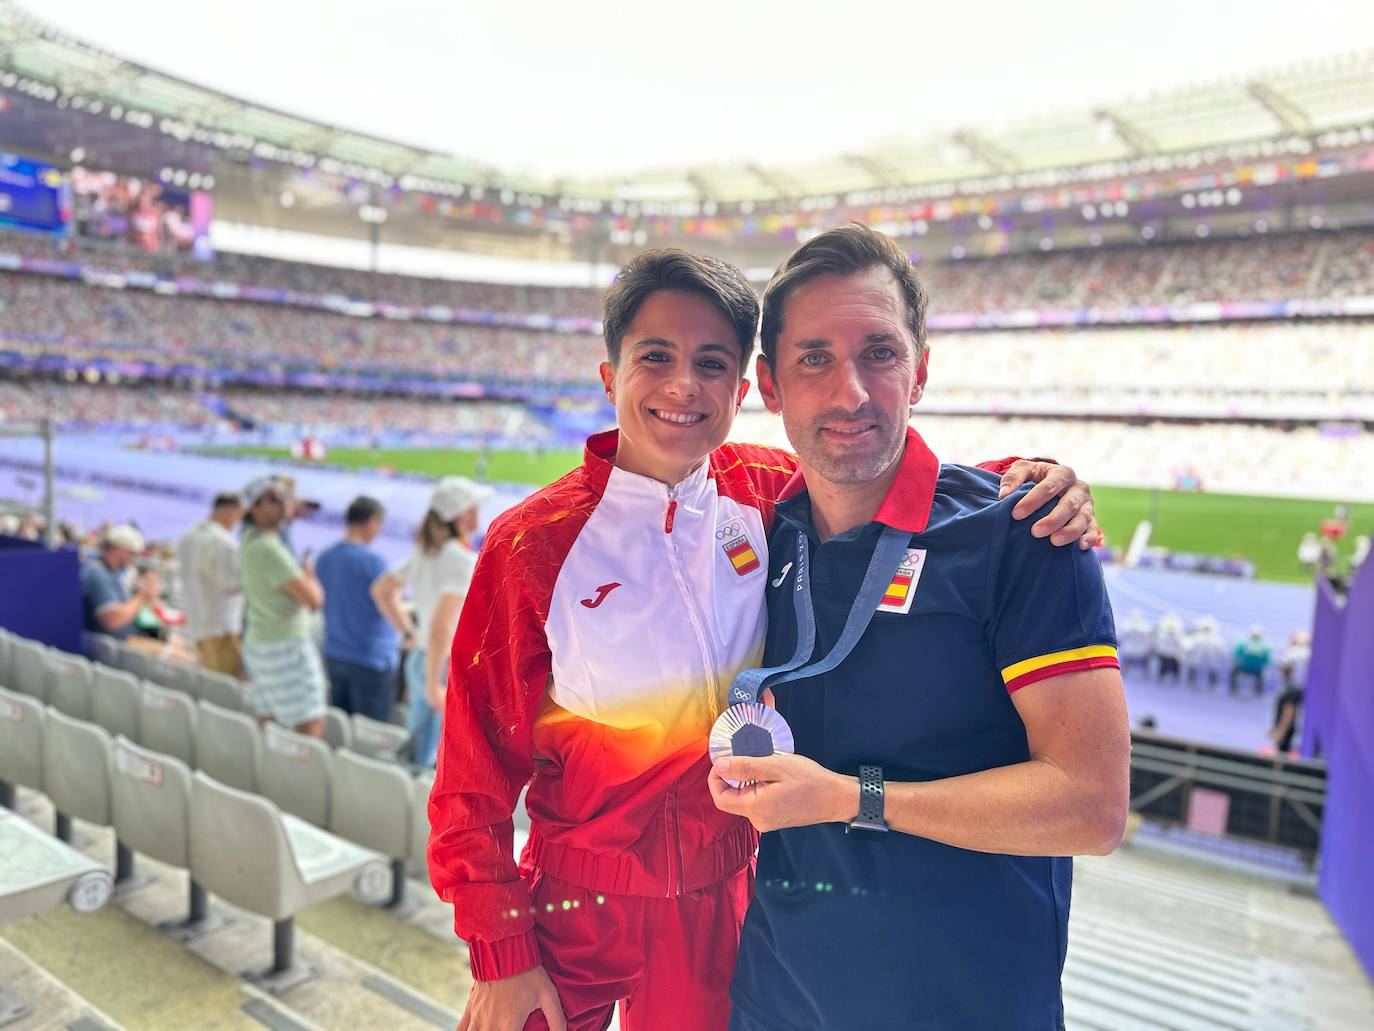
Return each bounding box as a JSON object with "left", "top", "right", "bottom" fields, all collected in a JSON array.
[{"left": 428, "top": 430, "right": 797, "bottom": 979}]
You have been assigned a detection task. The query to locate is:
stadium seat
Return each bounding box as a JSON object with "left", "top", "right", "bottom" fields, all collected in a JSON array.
[
  {"left": 194, "top": 701, "right": 261, "bottom": 793},
  {"left": 0, "top": 806, "right": 113, "bottom": 924},
  {"left": 330, "top": 749, "right": 413, "bottom": 908},
  {"left": 323, "top": 706, "right": 351, "bottom": 750},
  {"left": 85, "top": 631, "right": 120, "bottom": 669},
  {"left": 42, "top": 708, "right": 135, "bottom": 881},
  {"left": 0, "top": 627, "right": 12, "bottom": 685},
  {"left": 111, "top": 736, "right": 217, "bottom": 933},
  {"left": 350, "top": 713, "right": 409, "bottom": 760},
  {"left": 194, "top": 667, "right": 250, "bottom": 713},
  {"left": 8, "top": 638, "right": 50, "bottom": 703},
  {"left": 189, "top": 772, "right": 388, "bottom": 990},
  {"left": 410, "top": 769, "right": 435, "bottom": 880},
  {"left": 117, "top": 645, "right": 158, "bottom": 683},
  {"left": 139, "top": 681, "right": 196, "bottom": 767},
  {"left": 92, "top": 665, "right": 142, "bottom": 742},
  {"left": 47, "top": 650, "right": 95, "bottom": 721},
  {"left": 0, "top": 687, "right": 44, "bottom": 811},
  {"left": 259, "top": 723, "right": 333, "bottom": 828},
  {"left": 153, "top": 659, "right": 197, "bottom": 699}
]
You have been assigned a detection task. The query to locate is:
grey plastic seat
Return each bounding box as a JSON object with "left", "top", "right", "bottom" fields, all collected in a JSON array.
[
  {"left": 117, "top": 645, "right": 157, "bottom": 683},
  {"left": 92, "top": 666, "right": 142, "bottom": 742},
  {"left": 0, "top": 807, "right": 112, "bottom": 924},
  {"left": 0, "top": 627, "right": 13, "bottom": 686},
  {"left": 331, "top": 749, "right": 414, "bottom": 907},
  {"left": 140, "top": 682, "right": 197, "bottom": 767},
  {"left": 195, "top": 701, "right": 261, "bottom": 793},
  {"left": 153, "top": 660, "right": 197, "bottom": 699},
  {"left": 42, "top": 709, "right": 136, "bottom": 880},
  {"left": 323, "top": 707, "right": 352, "bottom": 750},
  {"left": 0, "top": 688, "right": 44, "bottom": 810},
  {"left": 350, "top": 713, "right": 409, "bottom": 760},
  {"left": 260, "top": 723, "right": 334, "bottom": 827},
  {"left": 195, "top": 668, "right": 249, "bottom": 713},
  {"left": 47, "top": 651, "right": 95, "bottom": 721},
  {"left": 85, "top": 631, "right": 120, "bottom": 669},
  {"left": 9, "top": 639, "right": 50, "bottom": 704},
  {"left": 112, "top": 736, "right": 213, "bottom": 929},
  {"left": 190, "top": 772, "right": 388, "bottom": 986},
  {"left": 409, "top": 769, "right": 435, "bottom": 879}
]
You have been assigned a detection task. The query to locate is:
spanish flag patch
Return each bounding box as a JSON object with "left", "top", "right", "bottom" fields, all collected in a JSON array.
[
  {"left": 717, "top": 517, "right": 761, "bottom": 576},
  {"left": 877, "top": 548, "right": 926, "bottom": 615}
]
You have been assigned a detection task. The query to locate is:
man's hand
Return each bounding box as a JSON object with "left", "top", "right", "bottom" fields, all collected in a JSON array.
[
  {"left": 708, "top": 754, "right": 856, "bottom": 833},
  {"left": 426, "top": 679, "right": 447, "bottom": 710},
  {"left": 457, "top": 965, "right": 565, "bottom": 1031},
  {"left": 997, "top": 459, "right": 1102, "bottom": 550}
]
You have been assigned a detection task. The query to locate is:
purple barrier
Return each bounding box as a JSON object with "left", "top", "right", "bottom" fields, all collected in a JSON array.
[
  {"left": 0, "top": 536, "right": 82, "bottom": 654},
  {"left": 1317, "top": 559, "right": 1374, "bottom": 981},
  {"left": 1302, "top": 577, "right": 1347, "bottom": 759}
]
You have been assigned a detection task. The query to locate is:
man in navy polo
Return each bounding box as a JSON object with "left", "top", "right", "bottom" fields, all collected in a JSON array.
[{"left": 710, "top": 223, "right": 1130, "bottom": 1031}]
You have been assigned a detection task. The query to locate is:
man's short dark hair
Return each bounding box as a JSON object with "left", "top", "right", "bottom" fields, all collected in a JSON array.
[
  {"left": 345, "top": 495, "right": 385, "bottom": 526},
  {"left": 602, "top": 249, "right": 759, "bottom": 370},
  {"left": 759, "top": 222, "right": 929, "bottom": 369},
  {"left": 212, "top": 492, "right": 242, "bottom": 511}
]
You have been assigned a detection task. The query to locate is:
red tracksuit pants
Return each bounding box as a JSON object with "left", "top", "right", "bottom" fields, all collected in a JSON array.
[{"left": 520, "top": 864, "right": 753, "bottom": 1031}]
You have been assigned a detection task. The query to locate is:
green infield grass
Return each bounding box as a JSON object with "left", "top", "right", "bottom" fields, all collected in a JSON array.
[{"left": 201, "top": 446, "right": 1369, "bottom": 583}]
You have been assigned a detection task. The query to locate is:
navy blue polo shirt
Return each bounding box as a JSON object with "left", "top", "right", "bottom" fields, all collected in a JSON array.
[{"left": 730, "top": 429, "right": 1118, "bottom": 1031}]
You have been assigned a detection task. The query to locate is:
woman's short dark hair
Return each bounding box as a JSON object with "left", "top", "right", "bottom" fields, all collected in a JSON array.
[
  {"left": 759, "top": 223, "right": 929, "bottom": 369},
  {"left": 602, "top": 249, "right": 759, "bottom": 370}
]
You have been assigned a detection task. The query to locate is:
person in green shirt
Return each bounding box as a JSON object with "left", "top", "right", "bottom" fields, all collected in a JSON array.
[
  {"left": 1229, "top": 625, "right": 1271, "bottom": 696},
  {"left": 240, "top": 475, "right": 328, "bottom": 736}
]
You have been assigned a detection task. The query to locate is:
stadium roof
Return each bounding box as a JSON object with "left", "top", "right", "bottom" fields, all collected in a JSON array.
[{"left": 3, "top": 2, "right": 1373, "bottom": 206}]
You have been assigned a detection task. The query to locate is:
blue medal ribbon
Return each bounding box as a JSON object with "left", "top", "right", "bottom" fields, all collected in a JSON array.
[{"left": 729, "top": 523, "right": 911, "bottom": 706}]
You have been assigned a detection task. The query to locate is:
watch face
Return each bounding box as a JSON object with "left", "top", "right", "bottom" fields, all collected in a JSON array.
[{"left": 710, "top": 703, "right": 795, "bottom": 788}]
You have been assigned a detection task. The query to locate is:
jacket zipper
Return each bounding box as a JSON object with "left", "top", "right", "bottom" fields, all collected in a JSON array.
[{"left": 659, "top": 478, "right": 720, "bottom": 897}]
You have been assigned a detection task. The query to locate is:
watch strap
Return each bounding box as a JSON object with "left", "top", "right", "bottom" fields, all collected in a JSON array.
[{"left": 848, "top": 764, "right": 888, "bottom": 832}]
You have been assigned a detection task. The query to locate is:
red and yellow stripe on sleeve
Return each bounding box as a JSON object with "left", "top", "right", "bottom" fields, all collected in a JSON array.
[{"left": 1001, "top": 645, "right": 1119, "bottom": 693}]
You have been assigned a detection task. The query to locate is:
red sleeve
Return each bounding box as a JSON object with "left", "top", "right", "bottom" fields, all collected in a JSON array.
[
  {"left": 427, "top": 513, "right": 550, "bottom": 981},
  {"left": 976, "top": 455, "right": 1033, "bottom": 476}
]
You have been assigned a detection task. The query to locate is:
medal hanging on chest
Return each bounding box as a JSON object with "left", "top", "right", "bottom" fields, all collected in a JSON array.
[{"left": 709, "top": 524, "right": 912, "bottom": 787}]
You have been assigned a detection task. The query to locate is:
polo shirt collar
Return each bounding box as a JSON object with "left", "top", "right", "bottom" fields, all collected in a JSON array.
[{"left": 777, "top": 426, "right": 940, "bottom": 536}]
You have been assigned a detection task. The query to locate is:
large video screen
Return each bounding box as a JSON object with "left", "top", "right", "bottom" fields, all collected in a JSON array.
[
  {"left": 70, "top": 167, "right": 213, "bottom": 256},
  {"left": 0, "top": 154, "right": 66, "bottom": 231}
]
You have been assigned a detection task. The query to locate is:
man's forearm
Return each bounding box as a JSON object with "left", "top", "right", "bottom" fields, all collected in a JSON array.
[
  {"left": 832, "top": 758, "right": 1127, "bottom": 857},
  {"left": 97, "top": 595, "right": 144, "bottom": 632}
]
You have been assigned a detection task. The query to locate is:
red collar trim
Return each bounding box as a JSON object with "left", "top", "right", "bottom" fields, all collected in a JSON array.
[
  {"left": 873, "top": 427, "right": 940, "bottom": 533},
  {"left": 777, "top": 427, "right": 940, "bottom": 534},
  {"left": 585, "top": 428, "right": 619, "bottom": 468}
]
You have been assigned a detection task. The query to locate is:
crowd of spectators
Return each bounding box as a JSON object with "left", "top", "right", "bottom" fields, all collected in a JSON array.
[
  {"left": 731, "top": 411, "right": 1374, "bottom": 503},
  {"left": 6, "top": 224, "right": 1374, "bottom": 323},
  {"left": 0, "top": 379, "right": 216, "bottom": 426}
]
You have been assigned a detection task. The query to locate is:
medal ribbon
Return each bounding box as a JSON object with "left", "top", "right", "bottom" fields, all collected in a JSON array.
[{"left": 728, "top": 524, "right": 910, "bottom": 706}]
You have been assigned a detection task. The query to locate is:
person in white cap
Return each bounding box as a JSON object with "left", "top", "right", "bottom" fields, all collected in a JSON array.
[
  {"left": 371, "top": 475, "right": 492, "bottom": 766},
  {"left": 240, "top": 474, "right": 328, "bottom": 736},
  {"left": 81, "top": 523, "right": 160, "bottom": 642}
]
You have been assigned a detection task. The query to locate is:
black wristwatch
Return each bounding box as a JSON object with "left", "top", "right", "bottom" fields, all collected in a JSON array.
[{"left": 847, "top": 764, "right": 889, "bottom": 833}]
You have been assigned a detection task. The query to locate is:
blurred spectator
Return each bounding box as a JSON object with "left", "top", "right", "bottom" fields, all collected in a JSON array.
[
  {"left": 240, "top": 475, "right": 328, "bottom": 737},
  {"left": 175, "top": 492, "right": 246, "bottom": 676},
  {"left": 1269, "top": 665, "right": 1304, "bottom": 755},
  {"left": 1230, "top": 625, "right": 1272, "bottom": 696},
  {"left": 1153, "top": 613, "right": 1186, "bottom": 683},
  {"left": 1279, "top": 630, "right": 1312, "bottom": 691},
  {"left": 1184, "top": 616, "right": 1228, "bottom": 689},
  {"left": 372, "top": 476, "right": 490, "bottom": 766},
  {"left": 316, "top": 495, "right": 403, "bottom": 721},
  {"left": 81, "top": 523, "right": 161, "bottom": 645},
  {"left": 1117, "top": 610, "right": 1152, "bottom": 674},
  {"left": 1297, "top": 532, "right": 1322, "bottom": 570}
]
